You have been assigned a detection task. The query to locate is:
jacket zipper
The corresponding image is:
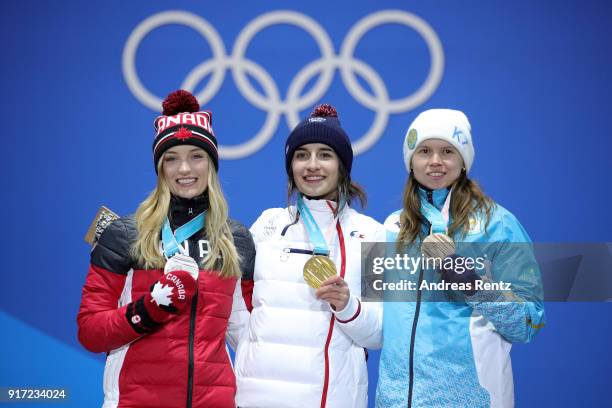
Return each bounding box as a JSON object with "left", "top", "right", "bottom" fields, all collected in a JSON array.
[
  {"left": 186, "top": 289, "right": 198, "bottom": 408},
  {"left": 407, "top": 190, "right": 435, "bottom": 407},
  {"left": 407, "top": 266, "right": 424, "bottom": 408},
  {"left": 320, "top": 221, "right": 346, "bottom": 408}
]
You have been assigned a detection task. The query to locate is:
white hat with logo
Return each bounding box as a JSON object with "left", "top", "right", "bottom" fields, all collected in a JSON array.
[{"left": 403, "top": 108, "right": 475, "bottom": 173}]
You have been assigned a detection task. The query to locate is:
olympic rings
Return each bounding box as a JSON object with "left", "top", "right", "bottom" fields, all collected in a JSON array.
[{"left": 122, "top": 9, "right": 444, "bottom": 158}]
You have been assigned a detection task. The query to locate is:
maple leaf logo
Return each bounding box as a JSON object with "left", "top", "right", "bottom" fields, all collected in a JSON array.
[
  {"left": 175, "top": 127, "right": 192, "bottom": 141},
  {"left": 151, "top": 282, "right": 174, "bottom": 307}
]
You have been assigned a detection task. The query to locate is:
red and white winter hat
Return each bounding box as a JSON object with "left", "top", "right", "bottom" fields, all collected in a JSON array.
[{"left": 152, "top": 90, "right": 218, "bottom": 172}]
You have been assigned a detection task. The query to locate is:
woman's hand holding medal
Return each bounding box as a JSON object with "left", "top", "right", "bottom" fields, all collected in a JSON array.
[
  {"left": 147, "top": 212, "right": 203, "bottom": 322},
  {"left": 416, "top": 188, "right": 482, "bottom": 296},
  {"left": 140, "top": 254, "right": 200, "bottom": 324},
  {"left": 143, "top": 269, "right": 198, "bottom": 324},
  {"left": 315, "top": 276, "right": 350, "bottom": 311}
]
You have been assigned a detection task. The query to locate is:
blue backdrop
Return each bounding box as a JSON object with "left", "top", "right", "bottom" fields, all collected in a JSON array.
[{"left": 1, "top": 0, "right": 611, "bottom": 406}]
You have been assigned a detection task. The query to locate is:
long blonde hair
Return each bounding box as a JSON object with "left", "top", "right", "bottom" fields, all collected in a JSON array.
[
  {"left": 397, "top": 171, "right": 494, "bottom": 246},
  {"left": 132, "top": 154, "right": 241, "bottom": 278}
]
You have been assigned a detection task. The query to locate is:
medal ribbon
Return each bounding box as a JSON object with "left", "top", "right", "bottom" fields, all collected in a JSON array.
[
  {"left": 162, "top": 212, "right": 205, "bottom": 258},
  {"left": 297, "top": 195, "right": 335, "bottom": 256},
  {"left": 420, "top": 189, "right": 452, "bottom": 234}
]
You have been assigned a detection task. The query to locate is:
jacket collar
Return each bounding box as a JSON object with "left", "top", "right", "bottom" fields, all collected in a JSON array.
[
  {"left": 301, "top": 195, "right": 339, "bottom": 213},
  {"left": 417, "top": 184, "right": 450, "bottom": 210},
  {"left": 169, "top": 192, "right": 209, "bottom": 228}
]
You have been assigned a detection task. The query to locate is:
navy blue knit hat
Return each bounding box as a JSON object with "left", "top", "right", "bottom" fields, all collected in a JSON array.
[{"left": 285, "top": 104, "right": 353, "bottom": 174}]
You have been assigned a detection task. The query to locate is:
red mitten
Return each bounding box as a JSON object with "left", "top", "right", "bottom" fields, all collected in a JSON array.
[
  {"left": 143, "top": 271, "right": 197, "bottom": 322},
  {"left": 126, "top": 256, "right": 199, "bottom": 333}
]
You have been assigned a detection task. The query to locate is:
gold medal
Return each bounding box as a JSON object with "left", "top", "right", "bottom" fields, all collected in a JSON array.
[
  {"left": 303, "top": 255, "right": 337, "bottom": 289},
  {"left": 421, "top": 233, "right": 455, "bottom": 260}
]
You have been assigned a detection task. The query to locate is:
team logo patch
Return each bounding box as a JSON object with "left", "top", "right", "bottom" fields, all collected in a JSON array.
[
  {"left": 263, "top": 221, "right": 277, "bottom": 237},
  {"left": 350, "top": 230, "right": 365, "bottom": 239},
  {"left": 175, "top": 126, "right": 193, "bottom": 140},
  {"left": 467, "top": 218, "right": 481, "bottom": 234},
  {"left": 308, "top": 117, "right": 326, "bottom": 123},
  {"left": 407, "top": 128, "right": 417, "bottom": 150},
  {"left": 151, "top": 282, "right": 174, "bottom": 306},
  {"left": 452, "top": 126, "right": 468, "bottom": 146}
]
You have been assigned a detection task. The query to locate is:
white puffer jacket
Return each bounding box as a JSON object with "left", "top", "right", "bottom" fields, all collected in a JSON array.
[{"left": 235, "top": 197, "right": 383, "bottom": 408}]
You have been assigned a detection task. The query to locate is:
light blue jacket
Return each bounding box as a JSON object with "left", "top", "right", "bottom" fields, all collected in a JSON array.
[{"left": 376, "top": 187, "right": 545, "bottom": 408}]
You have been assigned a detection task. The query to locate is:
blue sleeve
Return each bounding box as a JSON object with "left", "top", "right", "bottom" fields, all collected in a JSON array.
[{"left": 467, "top": 209, "right": 546, "bottom": 343}]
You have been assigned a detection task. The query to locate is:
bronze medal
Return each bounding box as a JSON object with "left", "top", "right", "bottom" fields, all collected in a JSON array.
[
  {"left": 303, "top": 255, "right": 337, "bottom": 289},
  {"left": 421, "top": 233, "right": 455, "bottom": 260}
]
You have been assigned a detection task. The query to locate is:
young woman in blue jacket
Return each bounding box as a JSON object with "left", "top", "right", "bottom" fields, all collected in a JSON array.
[{"left": 377, "top": 109, "right": 545, "bottom": 408}]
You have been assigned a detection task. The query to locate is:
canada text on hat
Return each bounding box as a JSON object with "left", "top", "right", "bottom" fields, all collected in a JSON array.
[
  {"left": 152, "top": 90, "right": 220, "bottom": 172},
  {"left": 155, "top": 112, "right": 214, "bottom": 137}
]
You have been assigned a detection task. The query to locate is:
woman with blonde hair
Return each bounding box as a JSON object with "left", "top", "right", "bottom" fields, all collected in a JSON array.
[
  {"left": 77, "top": 90, "right": 254, "bottom": 408},
  {"left": 377, "top": 109, "right": 545, "bottom": 407}
]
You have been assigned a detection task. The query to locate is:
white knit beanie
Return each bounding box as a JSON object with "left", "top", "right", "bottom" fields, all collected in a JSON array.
[{"left": 403, "top": 109, "right": 475, "bottom": 173}]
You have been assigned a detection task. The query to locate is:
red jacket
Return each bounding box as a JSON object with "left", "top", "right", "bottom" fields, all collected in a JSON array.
[{"left": 78, "top": 215, "right": 254, "bottom": 408}]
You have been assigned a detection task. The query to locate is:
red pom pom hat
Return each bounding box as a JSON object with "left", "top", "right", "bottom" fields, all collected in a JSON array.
[
  {"left": 284, "top": 103, "right": 353, "bottom": 174},
  {"left": 152, "top": 90, "right": 219, "bottom": 172}
]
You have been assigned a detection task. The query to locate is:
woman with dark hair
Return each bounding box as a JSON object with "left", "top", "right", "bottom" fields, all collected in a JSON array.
[
  {"left": 234, "top": 105, "right": 383, "bottom": 408},
  {"left": 77, "top": 90, "right": 255, "bottom": 408},
  {"left": 376, "top": 109, "right": 545, "bottom": 407}
]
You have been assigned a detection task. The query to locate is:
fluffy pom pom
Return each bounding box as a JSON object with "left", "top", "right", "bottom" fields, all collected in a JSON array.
[
  {"left": 162, "top": 90, "right": 200, "bottom": 116},
  {"left": 310, "top": 104, "right": 338, "bottom": 118}
]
